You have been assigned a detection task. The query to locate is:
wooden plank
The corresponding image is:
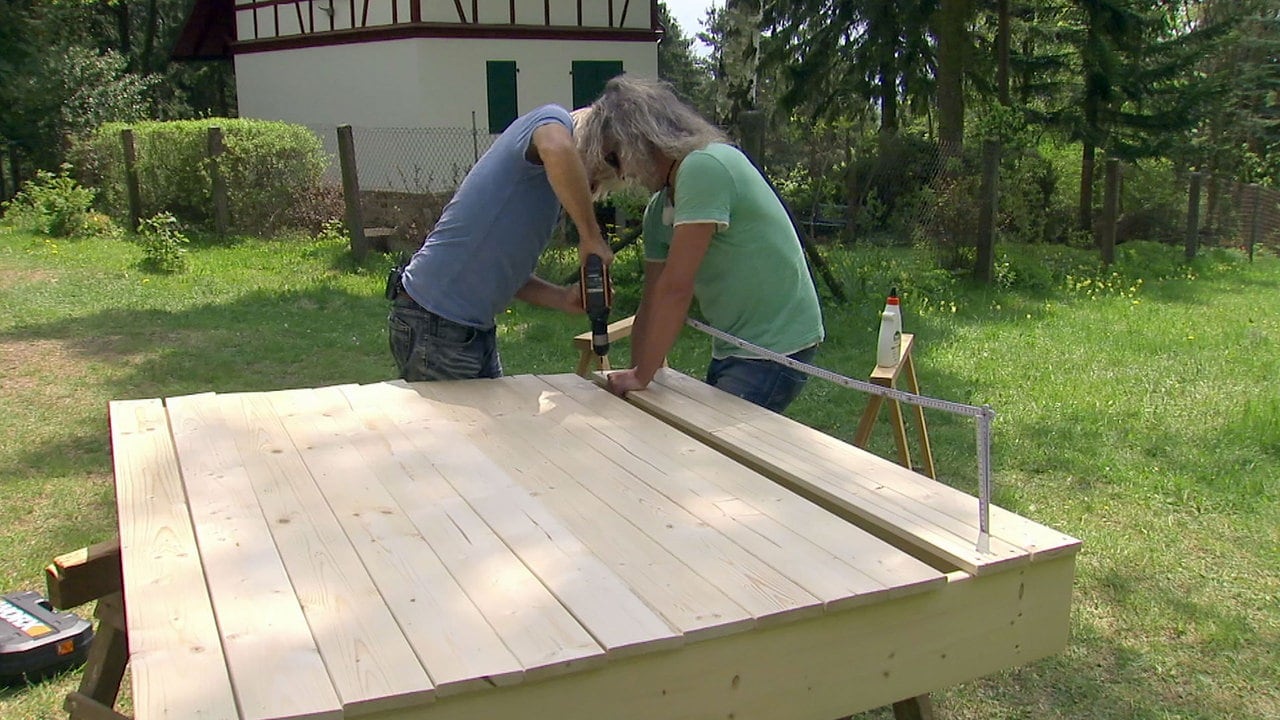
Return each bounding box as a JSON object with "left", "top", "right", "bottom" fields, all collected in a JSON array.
[
  {"left": 45, "top": 537, "right": 121, "bottom": 610},
  {"left": 659, "top": 369, "right": 1078, "bottom": 561},
  {"left": 631, "top": 370, "right": 1079, "bottom": 574},
  {"left": 533, "top": 374, "right": 945, "bottom": 609},
  {"left": 572, "top": 314, "right": 636, "bottom": 350},
  {"left": 258, "top": 387, "right": 439, "bottom": 713},
  {"left": 308, "top": 383, "right": 607, "bottom": 683},
  {"left": 416, "top": 378, "right": 824, "bottom": 628},
  {"left": 339, "top": 383, "right": 682, "bottom": 660},
  {"left": 369, "top": 380, "right": 756, "bottom": 642},
  {"left": 267, "top": 385, "right": 526, "bottom": 696},
  {"left": 619, "top": 377, "right": 1016, "bottom": 573},
  {"left": 365, "top": 555, "right": 1077, "bottom": 720},
  {"left": 165, "top": 393, "right": 343, "bottom": 720},
  {"left": 108, "top": 399, "right": 239, "bottom": 720}
]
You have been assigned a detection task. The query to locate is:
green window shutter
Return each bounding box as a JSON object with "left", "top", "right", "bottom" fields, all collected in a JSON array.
[
  {"left": 486, "top": 61, "right": 518, "bottom": 134},
  {"left": 571, "top": 60, "right": 624, "bottom": 109}
]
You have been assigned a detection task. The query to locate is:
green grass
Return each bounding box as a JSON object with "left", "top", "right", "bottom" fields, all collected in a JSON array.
[{"left": 1, "top": 226, "right": 1277, "bottom": 719}]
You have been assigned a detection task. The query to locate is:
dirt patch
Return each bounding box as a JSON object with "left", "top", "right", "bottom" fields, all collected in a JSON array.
[
  {"left": 0, "top": 266, "right": 54, "bottom": 290},
  {"left": 0, "top": 338, "right": 75, "bottom": 392}
]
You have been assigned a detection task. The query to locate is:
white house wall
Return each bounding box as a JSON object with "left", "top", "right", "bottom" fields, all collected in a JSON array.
[
  {"left": 234, "top": 38, "right": 657, "bottom": 190},
  {"left": 235, "top": 38, "right": 656, "bottom": 128}
]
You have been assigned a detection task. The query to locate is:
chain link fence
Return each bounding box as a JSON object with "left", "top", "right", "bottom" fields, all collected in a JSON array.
[
  {"left": 307, "top": 124, "right": 496, "bottom": 194},
  {"left": 305, "top": 121, "right": 1278, "bottom": 284}
]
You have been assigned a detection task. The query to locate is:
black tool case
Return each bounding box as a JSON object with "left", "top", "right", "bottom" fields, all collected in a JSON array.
[{"left": 0, "top": 591, "right": 94, "bottom": 684}]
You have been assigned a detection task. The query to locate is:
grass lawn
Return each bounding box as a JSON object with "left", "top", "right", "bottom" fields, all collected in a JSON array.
[{"left": 0, "top": 225, "right": 1276, "bottom": 719}]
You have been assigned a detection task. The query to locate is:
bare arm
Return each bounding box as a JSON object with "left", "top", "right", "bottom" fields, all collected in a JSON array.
[
  {"left": 514, "top": 275, "right": 584, "bottom": 314},
  {"left": 627, "top": 259, "right": 667, "bottom": 366},
  {"left": 608, "top": 222, "right": 715, "bottom": 396},
  {"left": 529, "top": 122, "right": 614, "bottom": 265}
]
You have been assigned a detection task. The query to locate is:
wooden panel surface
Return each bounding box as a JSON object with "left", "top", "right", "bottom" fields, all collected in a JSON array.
[
  {"left": 109, "top": 399, "right": 239, "bottom": 720},
  {"left": 628, "top": 369, "right": 1082, "bottom": 575},
  {"left": 166, "top": 393, "right": 344, "bottom": 720},
  {"left": 109, "top": 372, "right": 1075, "bottom": 720}
]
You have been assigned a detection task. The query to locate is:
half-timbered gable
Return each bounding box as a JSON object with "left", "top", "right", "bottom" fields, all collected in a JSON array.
[{"left": 175, "top": 0, "right": 661, "bottom": 131}]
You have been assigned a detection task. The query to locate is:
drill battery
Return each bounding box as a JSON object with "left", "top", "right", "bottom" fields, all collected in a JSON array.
[{"left": 0, "top": 591, "right": 93, "bottom": 685}]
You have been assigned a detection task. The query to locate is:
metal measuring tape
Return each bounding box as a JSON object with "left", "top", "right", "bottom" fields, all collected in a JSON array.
[{"left": 685, "top": 318, "right": 997, "bottom": 553}]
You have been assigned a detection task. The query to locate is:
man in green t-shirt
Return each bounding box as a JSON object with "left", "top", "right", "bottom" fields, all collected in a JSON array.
[{"left": 578, "top": 75, "right": 824, "bottom": 413}]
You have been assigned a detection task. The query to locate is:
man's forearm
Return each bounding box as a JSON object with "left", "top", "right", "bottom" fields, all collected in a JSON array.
[
  {"left": 632, "top": 284, "right": 694, "bottom": 384},
  {"left": 515, "top": 275, "right": 578, "bottom": 313}
]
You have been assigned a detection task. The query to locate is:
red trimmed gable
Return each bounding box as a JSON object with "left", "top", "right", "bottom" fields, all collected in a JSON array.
[{"left": 173, "top": 0, "right": 663, "bottom": 61}]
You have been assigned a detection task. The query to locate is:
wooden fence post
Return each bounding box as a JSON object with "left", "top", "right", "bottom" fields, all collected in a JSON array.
[
  {"left": 974, "top": 139, "right": 1001, "bottom": 283},
  {"left": 207, "top": 126, "right": 230, "bottom": 237},
  {"left": 1248, "top": 184, "right": 1262, "bottom": 263},
  {"left": 1099, "top": 158, "right": 1120, "bottom": 266},
  {"left": 8, "top": 145, "right": 21, "bottom": 200},
  {"left": 738, "top": 110, "right": 766, "bottom": 167},
  {"left": 121, "top": 128, "right": 143, "bottom": 232},
  {"left": 337, "top": 124, "right": 370, "bottom": 262},
  {"left": 1184, "top": 171, "right": 1202, "bottom": 262}
]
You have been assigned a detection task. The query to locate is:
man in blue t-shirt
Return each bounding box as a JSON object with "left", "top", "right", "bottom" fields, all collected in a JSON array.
[{"left": 388, "top": 105, "right": 613, "bottom": 381}]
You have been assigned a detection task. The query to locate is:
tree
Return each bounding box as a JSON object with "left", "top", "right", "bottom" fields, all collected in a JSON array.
[
  {"left": 0, "top": 0, "right": 233, "bottom": 173},
  {"left": 1014, "top": 0, "right": 1227, "bottom": 231},
  {"left": 657, "top": 1, "right": 714, "bottom": 117},
  {"left": 763, "top": 0, "right": 938, "bottom": 139},
  {"left": 933, "top": 0, "right": 975, "bottom": 149}
]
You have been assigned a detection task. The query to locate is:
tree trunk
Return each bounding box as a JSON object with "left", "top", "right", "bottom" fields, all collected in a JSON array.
[
  {"left": 1079, "top": 140, "right": 1096, "bottom": 234},
  {"left": 142, "top": 0, "right": 160, "bottom": 73},
  {"left": 996, "top": 0, "right": 1011, "bottom": 106},
  {"left": 934, "top": 0, "right": 971, "bottom": 149},
  {"left": 103, "top": 0, "right": 132, "bottom": 68}
]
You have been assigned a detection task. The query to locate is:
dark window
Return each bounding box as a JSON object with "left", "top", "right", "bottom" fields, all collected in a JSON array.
[
  {"left": 571, "top": 60, "right": 624, "bottom": 109},
  {"left": 486, "top": 61, "right": 518, "bottom": 133}
]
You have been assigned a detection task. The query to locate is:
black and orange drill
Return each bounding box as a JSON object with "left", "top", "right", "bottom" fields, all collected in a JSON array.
[{"left": 579, "top": 254, "right": 612, "bottom": 358}]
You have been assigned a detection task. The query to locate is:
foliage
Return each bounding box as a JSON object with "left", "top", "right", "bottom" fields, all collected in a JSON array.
[
  {"left": 656, "top": 1, "right": 714, "bottom": 118},
  {"left": 135, "top": 212, "right": 189, "bottom": 273},
  {"left": 763, "top": 0, "right": 938, "bottom": 133},
  {"left": 0, "top": 43, "right": 156, "bottom": 172},
  {"left": 0, "top": 0, "right": 232, "bottom": 174},
  {"left": 73, "top": 119, "right": 333, "bottom": 236},
  {"left": 1, "top": 165, "right": 97, "bottom": 238},
  {"left": 1, "top": 225, "right": 1278, "bottom": 719}
]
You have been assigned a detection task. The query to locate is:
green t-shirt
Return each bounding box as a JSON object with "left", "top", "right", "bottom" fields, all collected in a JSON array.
[{"left": 643, "top": 143, "right": 825, "bottom": 359}]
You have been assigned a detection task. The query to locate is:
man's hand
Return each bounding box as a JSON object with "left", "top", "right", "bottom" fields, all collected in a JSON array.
[
  {"left": 578, "top": 236, "right": 614, "bottom": 266},
  {"left": 562, "top": 282, "right": 586, "bottom": 314},
  {"left": 606, "top": 368, "right": 648, "bottom": 397}
]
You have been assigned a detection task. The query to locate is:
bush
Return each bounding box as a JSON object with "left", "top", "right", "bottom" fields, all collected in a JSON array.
[
  {"left": 1, "top": 165, "right": 97, "bottom": 237},
  {"left": 136, "top": 212, "right": 189, "bottom": 273},
  {"left": 73, "top": 118, "right": 333, "bottom": 236}
]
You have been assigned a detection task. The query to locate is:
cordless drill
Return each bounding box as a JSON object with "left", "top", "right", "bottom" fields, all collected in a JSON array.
[{"left": 580, "top": 254, "right": 612, "bottom": 357}]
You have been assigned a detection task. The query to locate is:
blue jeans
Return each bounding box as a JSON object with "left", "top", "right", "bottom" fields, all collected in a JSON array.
[
  {"left": 388, "top": 296, "right": 501, "bottom": 381},
  {"left": 705, "top": 345, "right": 818, "bottom": 413}
]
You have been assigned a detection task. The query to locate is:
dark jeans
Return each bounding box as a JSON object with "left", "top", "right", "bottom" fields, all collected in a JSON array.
[
  {"left": 705, "top": 345, "right": 818, "bottom": 413},
  {"left": 388, "top": 296, "right": 501, "bottom": 381}
]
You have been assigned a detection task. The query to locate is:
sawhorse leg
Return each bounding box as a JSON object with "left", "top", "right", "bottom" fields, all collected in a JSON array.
[
  {"left": 46, "top": 539, "right": 131, "bottom": 720},
  {"left": 834, "top": 693, "right": 934, "bottom": 720},
  {"left": 852, "top": 334, "right": 936, "bottom": 479},
  {"left": 64, "top": 593, "right": 130, "bottom": 720},
  {"left": 575, "top": 347, "right": 611, "bottom": 377}
]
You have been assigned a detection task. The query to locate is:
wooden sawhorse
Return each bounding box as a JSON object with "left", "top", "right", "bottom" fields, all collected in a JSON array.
[
  {"left": 573, "top": 316, "right": 638, "bottom": 376},
  {"left": 44, "top": 538, "right": 131, "bottom": 720},
  {"left": 852, "top": 333, "right": 937, "bottom": 479}
]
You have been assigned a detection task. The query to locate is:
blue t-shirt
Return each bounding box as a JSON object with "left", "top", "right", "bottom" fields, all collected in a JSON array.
[{"left": 401, "top": 105, "right": 571, "bottom": 329}]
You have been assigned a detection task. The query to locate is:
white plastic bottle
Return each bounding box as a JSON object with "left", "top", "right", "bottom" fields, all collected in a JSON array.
[{"left": 876, "top": 288, "right": 903, "bottom": 367}]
